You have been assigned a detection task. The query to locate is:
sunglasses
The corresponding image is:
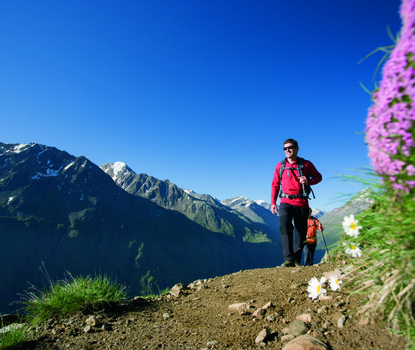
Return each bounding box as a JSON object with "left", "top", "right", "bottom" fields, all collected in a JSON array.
[{"left": 283, "top": 146, "right": 296, "bottom": 151}]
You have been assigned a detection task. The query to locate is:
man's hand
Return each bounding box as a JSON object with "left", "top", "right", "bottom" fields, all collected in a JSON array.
[
  {"left": 271, "top": 204, "right": 278, "bottom": 215},
  {"left": 299, "top": 176, "right": 308, "bottom": 185}
]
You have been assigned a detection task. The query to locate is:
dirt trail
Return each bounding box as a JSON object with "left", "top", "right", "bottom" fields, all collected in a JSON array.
[{"left": 16, "top": 262, "right": 407, "bottom": 349}]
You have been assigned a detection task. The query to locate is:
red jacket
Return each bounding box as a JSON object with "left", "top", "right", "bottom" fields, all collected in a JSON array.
[{"left": 271, "top": 157, "right": 322, "bottom": 208}]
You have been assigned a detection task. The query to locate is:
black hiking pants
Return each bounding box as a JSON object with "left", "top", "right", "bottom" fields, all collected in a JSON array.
[
  {"left": 278, "top": 203, "right": 309, "bottom": 264},
  {"left": 303, "top": 242, "right": 316, "bottom": 266}
]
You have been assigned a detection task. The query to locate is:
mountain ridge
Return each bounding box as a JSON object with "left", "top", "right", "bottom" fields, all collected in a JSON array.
[
  {"left": 0, "top": 143, "right": 283, "bottom": 315},
  {"left": 100, "top": 161, "right": 278, "bottom": 243}
]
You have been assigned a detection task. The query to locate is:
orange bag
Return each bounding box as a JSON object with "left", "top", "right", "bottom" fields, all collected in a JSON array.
[{"left": 306, "top": 218, "right": 317, "bottom": 244}]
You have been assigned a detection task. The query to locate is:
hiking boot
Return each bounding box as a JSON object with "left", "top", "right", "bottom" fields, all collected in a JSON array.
[
  {"left": 295, "top": 263, "right": 302, "bottom": 267},
  {"left": 280, "top": 261, "right": 295, "bottom": 267}
]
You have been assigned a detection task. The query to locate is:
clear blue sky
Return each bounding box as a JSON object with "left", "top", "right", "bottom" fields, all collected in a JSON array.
[{"left": 1, "top": 0, "right": 402, "bottom": 211}]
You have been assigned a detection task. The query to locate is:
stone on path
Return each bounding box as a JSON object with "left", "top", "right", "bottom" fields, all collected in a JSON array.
[
  {"left": 228, "top": 303, "right": 249, "bottom": 313},
  {"left": 289, "top": 319, "right": 308, "bottom": 336},
  {"left": 296, "top": 313, "right": 312, "bottom": 323},
  {"left": 253, "top": 308, "right": 266, "bottom": 318},
  {"left": 261, "top": 301, "right": 273, "bottom": 309},
  {"left": 282, "top": 335, "right": 331, "bottom": 350},
  {"left": 255, "top": 328, "right": 271, "bottom": 344},
  {"left": 171, "top": 283, "right": 187, "bottom": 296},
  {"left": 86, "top": 316, "right": 99, "bottom": 326}
]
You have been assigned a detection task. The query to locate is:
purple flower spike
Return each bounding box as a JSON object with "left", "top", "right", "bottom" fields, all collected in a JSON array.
[{"left": 366, "top": 0, "right": 415, "bottom": 193}]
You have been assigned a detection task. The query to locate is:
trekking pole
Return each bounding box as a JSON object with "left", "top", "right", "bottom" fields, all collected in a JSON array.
[{"left": 320, "top": 231, "right": 330, "bottom": 261}]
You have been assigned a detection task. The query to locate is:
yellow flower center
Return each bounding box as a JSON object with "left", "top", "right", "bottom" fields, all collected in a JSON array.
[
  {"left": 317, "top": 285, "right": 321, "bottom": 293},
  {"left": 350, "top": 223, "right": 357, "bottom": 230},
  {"left": 351, "top": 245, "right": 356, "bottom": 250},
  {"left": 334, "top": 279, "right": 338, "bottom": 284}
]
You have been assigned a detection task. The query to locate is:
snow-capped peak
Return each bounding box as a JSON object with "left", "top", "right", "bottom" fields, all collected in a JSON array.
[{"left": 112, "top": 161, "right": 128, "bottom": 174}]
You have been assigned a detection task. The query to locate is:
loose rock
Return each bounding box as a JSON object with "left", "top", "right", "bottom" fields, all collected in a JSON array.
[
  {"left": 289, "top": 319, "right": 308, "bottom": 336},
  {"left": 228, "top": 303, "right": 249, "bottom": 312},
  {"left": 255, "top": 328, "right": 271, "bottom": 344},
  {"left": 282, "top": 334, "right": 331, "bottom": 350},
  {"left": 162, "top": 313, "right": 172, "bottom": 320},
  {"left": 296, "top": 313, "right": 312, "bottom": 323},
  {"left": 171, "top": 283, "right": 187, "bottom": 295},
  {"left": 253, "top": 308, "right": 266, "bottom": 318},
  {"left": 86, "top": 316, "right": 99, "bottom": 327}
]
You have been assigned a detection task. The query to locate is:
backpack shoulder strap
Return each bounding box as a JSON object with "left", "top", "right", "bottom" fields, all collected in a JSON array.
[
  {"left": 297, "top": 157, "right": 304, "bottom": 175},
  {"left": 298, "top": 157, "right": 316, "bottom": 199},
  {"left": 279, "top": 159, "right": 286, "bottom": 179},
  {"left": 296, "top": 157, "right": 308, "bottom": 198}
]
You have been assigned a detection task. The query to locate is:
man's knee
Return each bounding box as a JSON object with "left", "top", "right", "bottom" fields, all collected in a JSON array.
[{"left": 279, "top": 219, "right": 293, "bottom": 236}]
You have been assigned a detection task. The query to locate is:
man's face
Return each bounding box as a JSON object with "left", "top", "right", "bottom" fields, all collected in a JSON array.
[{"left": 283, "top": 143, "right": 298, "bottom": 158}]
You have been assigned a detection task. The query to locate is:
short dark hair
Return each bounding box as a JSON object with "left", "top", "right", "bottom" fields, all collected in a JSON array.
[{"left": 284, "top": 138, "right": 298, "bottom": 148}]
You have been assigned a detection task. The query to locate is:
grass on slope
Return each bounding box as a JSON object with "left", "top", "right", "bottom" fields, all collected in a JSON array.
[{"left": 0, "top": 269, "right": 128, "bottom": 350}]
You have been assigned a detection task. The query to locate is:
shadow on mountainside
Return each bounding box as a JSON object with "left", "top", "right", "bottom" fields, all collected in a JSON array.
[{"left": 7, "top": 261, "right": 407, "bottom": 350}]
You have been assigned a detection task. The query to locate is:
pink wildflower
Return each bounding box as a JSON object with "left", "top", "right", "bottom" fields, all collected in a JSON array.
[{"left": 365, "top": 0, "right": 415, "bottom": 193}]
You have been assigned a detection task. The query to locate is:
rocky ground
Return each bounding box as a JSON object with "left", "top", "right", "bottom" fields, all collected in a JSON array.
[{"left": 3, "top": 261, "right": 408, "bottom": 349}]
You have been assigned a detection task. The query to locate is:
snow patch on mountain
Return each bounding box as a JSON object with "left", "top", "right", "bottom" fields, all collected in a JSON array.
[
  {"left": 311, "top": 209, "right": 325, "bottom": 218},
  {"left": 103, "top": 162, "right": 136, "bottom": 183},
  {"left": 349, "top": 188, "right": 374, "bottom": 206},
  {"left": 13, "top": 144, "right": 32, "bottom": 153},
  {"left": 112, "top": 161, "right": 127, "bottom": 175},
  {"left": 222, "top": 196, "right": 254, "bottom": 207},
  {"left": 64, "top": 162, "right": 75, "bottom": 171},
  {"left": 254, "top": 200, "right": 269, "bottom": 207},
  {"left": 184, "top": 189, "right": 197, "bottom": 195},
  {"left": 30, "top": 167, "right": 61, "bottom": 180}
]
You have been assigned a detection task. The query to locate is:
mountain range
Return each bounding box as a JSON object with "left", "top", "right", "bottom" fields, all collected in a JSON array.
[
  {"left": 100, "top": 162, "right": 279, "bottom": 243},
  {"left": 0, "top": 142, "right": 372, "bottom": 316},
  {"left": 0, "top": 143, "right": 281, "bottom": 315}
]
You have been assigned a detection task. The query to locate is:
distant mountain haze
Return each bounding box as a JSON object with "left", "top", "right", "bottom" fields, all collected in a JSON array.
[
  {"left": 317, "top": 188, "right": 374, "bottom": 249},
  {"left": 0, "top": 143, "right": 372, "bottom": 315}
]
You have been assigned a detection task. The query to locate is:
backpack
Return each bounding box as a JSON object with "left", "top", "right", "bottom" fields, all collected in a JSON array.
[
  {"left": 278, "top": 157, "right": 315, "bottom": 200},
  {"left": 306, "top": 218, "right": 318, "bottom": 244}
]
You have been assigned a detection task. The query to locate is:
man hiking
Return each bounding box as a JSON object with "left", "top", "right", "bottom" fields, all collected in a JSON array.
[
  {"left": 303, "top": 208, "right": 324, "bottom": 266},
  {"left": 271, "top": 139, "right": 322, "bottom": 267}
]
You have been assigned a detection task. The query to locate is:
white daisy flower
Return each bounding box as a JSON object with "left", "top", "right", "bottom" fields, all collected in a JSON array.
[
  {"left": 307, "top": 277, "right": 326, "bottom": 299},
  {"left": 343, "top": 242, "right": 362, "bottom": 258},
  {"left": 328, "top": 275, "right": 342, "bottom": 291},
  {"left": 342, "top": 215, "right": 362, "bottom": 238}
]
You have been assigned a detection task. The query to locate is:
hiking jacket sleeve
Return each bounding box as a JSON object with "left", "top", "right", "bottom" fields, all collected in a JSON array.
[{"left": 304, "top": 160, "right": 322, "bottom": 186}]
